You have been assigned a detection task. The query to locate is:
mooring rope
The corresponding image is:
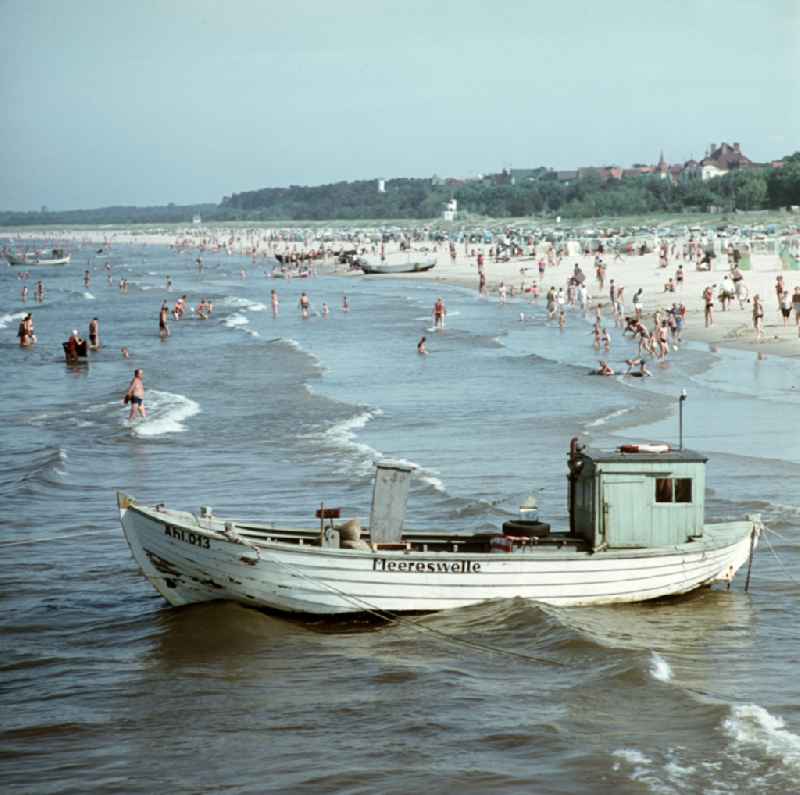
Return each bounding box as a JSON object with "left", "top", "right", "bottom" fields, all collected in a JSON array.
[
  {"left": 0, "top": 529, "right": 110, "bottom": 547},
  {"left": 761, "top": 529, "right": 800, "bottom": 587}
]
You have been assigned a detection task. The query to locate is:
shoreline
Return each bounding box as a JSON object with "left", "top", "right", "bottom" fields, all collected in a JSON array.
[{"left": 3, "top": 226, "right": 800, "bottom": 360}]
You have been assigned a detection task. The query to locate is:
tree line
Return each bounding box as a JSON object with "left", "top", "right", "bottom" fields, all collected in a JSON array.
[{"left": 2, "top": 153, "right": 798, "bottom": 226}]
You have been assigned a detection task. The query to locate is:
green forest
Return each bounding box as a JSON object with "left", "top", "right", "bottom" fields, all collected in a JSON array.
[{"left": 2, "top": 153, "right": 799, "bottom": 227}]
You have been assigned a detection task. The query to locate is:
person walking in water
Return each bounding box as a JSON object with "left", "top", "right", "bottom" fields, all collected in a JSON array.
[
  {"left": 124, "top": 368, "right": 146, "bottom": 420},
  {"left": 159, "top": 301, "right": 170, "bottom": 338},
  {"left": 299, "top": 292, "right": 310, "bottom": 319},
  {"left": 88, "top": 317, "right": 100, "bottom": 349},
  {"left": 433, "top": 297, "right": 446, "bottom": 329},
  {"left": 270, "top": 289, "right": 279, "bottom": 318}
]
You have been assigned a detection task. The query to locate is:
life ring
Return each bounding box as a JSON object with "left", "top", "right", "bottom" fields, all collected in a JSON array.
[{"left": 619, "top": 443, "right": 670, "bottom": 454}]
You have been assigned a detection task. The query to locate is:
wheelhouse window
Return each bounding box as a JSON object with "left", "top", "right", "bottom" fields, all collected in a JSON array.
[
  {"left": 655, "top": 478, "right": 692, "bottom": 504},
  {"left": 675, "top": 478, "right": 692, "bottom": 503}
]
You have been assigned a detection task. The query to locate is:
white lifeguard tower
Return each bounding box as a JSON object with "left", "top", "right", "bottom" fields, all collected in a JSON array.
[{"left": 442, "top": 198, "right": 457, "bottom": 222}]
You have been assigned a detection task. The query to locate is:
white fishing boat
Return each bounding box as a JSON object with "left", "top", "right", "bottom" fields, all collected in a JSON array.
[
  {"left": 358, "top": 254, "right": 436, "bottom": 275},
  {"left": 117, "top": 440, "right": 761, "bottom": 617},
  {"left": 6, "top": 248, "right": 71, "bottom": 266}
]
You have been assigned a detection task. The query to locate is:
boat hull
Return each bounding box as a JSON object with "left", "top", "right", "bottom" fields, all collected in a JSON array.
[
  {"left": 119, "top": 500, "right": 760, "bottom": 616},
  {"left": 6, "top": 255, "right": 71, "bottom": 266},
  {"left": 359, "top": 257, "right": 436, "bottom": 275}
]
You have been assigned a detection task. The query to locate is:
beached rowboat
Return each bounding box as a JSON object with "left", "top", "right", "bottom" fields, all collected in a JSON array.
[
  {"left": 6, "top": 248, "right": 71, "bottom": 266},
  {"left": 358, "top": 255, "right": 436, "bottom": 275},
  {"left": 117, "top": 441, "right": 761, "bottom": 616}
]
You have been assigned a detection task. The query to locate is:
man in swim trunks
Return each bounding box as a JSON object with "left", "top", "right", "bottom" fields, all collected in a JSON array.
[
  {"left": 124, "top": 368, "right": 146, "bottom": 420},
  {"left": 159, "top": 301, "right": 170, "bottom": 338},
  {"left": 299, "top": 292, "right": 310, "bottom": 319},
  {"left": 433, "top": 297, "right": 446, "bottom": 329},
  {"left": 88, "top": 317, "right": 100, "bottom": 349}
]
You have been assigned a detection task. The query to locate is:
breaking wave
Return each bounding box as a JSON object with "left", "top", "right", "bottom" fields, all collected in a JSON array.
[{"left": 128, "top": 390, "right": 200, "bottom": 437}]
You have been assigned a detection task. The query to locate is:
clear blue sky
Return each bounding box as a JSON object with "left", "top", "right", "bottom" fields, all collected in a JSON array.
[{"left": 1, "top": 0, "right": 798, "bottom": 210}]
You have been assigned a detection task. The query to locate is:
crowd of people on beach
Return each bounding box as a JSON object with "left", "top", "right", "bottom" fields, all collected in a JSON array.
[{"left": 7, "top": 229, "right": 800, "bottom": 424}]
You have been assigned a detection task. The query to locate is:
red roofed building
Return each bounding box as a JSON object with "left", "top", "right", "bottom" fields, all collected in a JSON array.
[{"left": 684, "top": 142, "right": 754, "bottom": 181}]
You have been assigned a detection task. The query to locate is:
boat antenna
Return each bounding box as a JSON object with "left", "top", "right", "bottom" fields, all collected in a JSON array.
[{"left": 678, "top": 389, "right": 687, "bottom": 450}]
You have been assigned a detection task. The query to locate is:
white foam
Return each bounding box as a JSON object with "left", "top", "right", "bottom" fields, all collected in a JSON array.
[
  {"left": 323, "top": 410, "right": 384, "bottom": 474},
  {"left": 649, "top": 652, "right": 673, "bottom": 682},
  {"left": 270, "top": 337, "right": 323, "bottom": 367},
  {"left": 585, "top": 407, "right": 631, "bottom": 428},
  {"left": 313, "top": 416, "right": 445, "bottom": 490},
  {"left": 723, "top": 704, "right": 800, "bottom": 770},
  {"left": 83, "top": 291, "right": 95, "bottom": 300},
  {"left": 129, "top": 390, "right": 200, "bottom": 437},
  {"left": 223, "top": 297, "right": 266, "bottom": 311},
  {"left": 389, "top": 456, "right": 446, "bottom": 493},
  {"left": 0, "top": 311, "right": 26, "bottom": 330},
  {"left": 224, "top": 313, "right": 249, "bottom": 328},
  {"left": 612, "top": 748, "right": 652, "bottom": 766}
]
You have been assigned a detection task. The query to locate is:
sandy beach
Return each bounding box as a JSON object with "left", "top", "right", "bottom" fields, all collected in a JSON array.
[{"left": 6, "top": 225, "right": 800, "bottom": 359}]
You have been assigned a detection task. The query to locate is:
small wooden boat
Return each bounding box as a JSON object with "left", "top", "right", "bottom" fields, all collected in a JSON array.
[
  {"left": 7, "top": 248, "right": 71, "bottom": 266},
  {"left": 359, "top": 255, "right": 436, "bottom": 275},
  {"left": 117, "top": 440, "right": 761, "bottom": 617}
]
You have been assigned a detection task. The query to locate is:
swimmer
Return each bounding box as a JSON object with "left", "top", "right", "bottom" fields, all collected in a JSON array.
[
  {"left": 342, "top": 295, "right": 349, "bottom": 312},
  {"left": 322, "top": 302, "right": 329, "bottom": 318},
  {"left": 121, "top": 347, "right": 130, "bottom": 359},
  {"left": 417, "top": 336, "right": 428, "bottom": 355},
  {"left": 596, "top": 360, "right": 614, "bottom": 376}
]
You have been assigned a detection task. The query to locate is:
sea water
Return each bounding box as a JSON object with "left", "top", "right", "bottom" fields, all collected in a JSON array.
[{"left": 1, "top": 239, "right": 799, "bottom": 793}]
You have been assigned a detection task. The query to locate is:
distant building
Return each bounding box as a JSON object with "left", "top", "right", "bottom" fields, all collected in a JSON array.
[
  {"left": 684, "top": 142, "right": 754, "bottom": 181},
  {"left": 556, "top": 170, "right": 578, "bottom": 184},
  {"left": 655, "top": 150, "right": 669, "bottom": 179},
  {"left": 192, "top": 215, "right": 202, "bottom": 225},
  {"left": 377, "top": 179, "right": 386, "bottom": 193},
  {"left": 509, "top": 167, "right": 548, "bottom": 184},
  {"left": 577, "top": 166, "right": 623, "bottom": 182},
  {"left": 442, "top": 198, "right": 457, "bottom": 222}
]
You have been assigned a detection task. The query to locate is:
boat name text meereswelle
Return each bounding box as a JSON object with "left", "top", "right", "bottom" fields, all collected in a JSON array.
[{"left": 372, "top": 559, "right": 481, "bottom": 574}]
